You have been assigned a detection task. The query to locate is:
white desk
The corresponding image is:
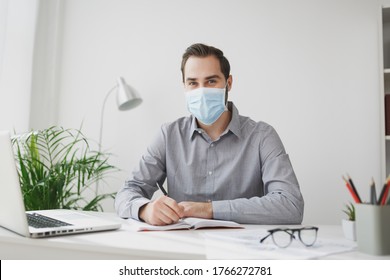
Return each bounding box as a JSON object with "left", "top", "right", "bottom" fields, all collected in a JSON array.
[{"left": 0, "top": 212, "right": 389, "bottom": 260}]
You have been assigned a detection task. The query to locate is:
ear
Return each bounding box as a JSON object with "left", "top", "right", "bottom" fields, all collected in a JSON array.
[{"left": 227, "top": 75, "right": 233, "bottom": 92}]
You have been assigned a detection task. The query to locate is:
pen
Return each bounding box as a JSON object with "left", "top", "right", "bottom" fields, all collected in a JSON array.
[
  {"left": 342, "top": 175, "right": 360, "bottom": 203},
  {"left": 370, "top": 178, "right": 377, "bottom": 205},
  {"left": 156, "top": 182, "right": 168, "bottom": 196}
]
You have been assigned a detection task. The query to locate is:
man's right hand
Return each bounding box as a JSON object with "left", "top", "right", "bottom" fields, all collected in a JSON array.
[{"left": 139, "top": 196, "right": 184, "bottom": 226}]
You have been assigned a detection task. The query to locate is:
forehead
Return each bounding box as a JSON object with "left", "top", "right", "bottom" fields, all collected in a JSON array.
[{"left": 184, "top": 55, "right": 223, "bottom": 80}]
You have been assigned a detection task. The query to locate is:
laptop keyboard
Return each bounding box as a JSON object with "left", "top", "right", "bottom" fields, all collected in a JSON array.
[{"left": 27, "top": 213, "right": 72, "bottom": 228}]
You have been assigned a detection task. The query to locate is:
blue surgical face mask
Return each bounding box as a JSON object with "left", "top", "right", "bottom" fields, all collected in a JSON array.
[{"left": 185, "top": 87, "right": 227, "bottom": 125}]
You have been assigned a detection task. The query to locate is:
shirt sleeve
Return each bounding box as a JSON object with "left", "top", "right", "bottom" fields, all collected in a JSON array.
[
  {"left": 114, "top": 125, "right": 168, "bottom": 220},
  {"left": 212, "top": 125, "right": 304, "bottom": 224}
]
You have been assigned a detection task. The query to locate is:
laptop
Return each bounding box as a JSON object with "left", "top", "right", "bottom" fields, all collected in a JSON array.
[{"left": 0, "top": 130, "right": 121, "bottom": 238}]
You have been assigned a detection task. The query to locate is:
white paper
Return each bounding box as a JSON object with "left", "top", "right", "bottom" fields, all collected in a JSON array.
[{"left": 202, "top": 229, "right": 357, "bottom": 259}]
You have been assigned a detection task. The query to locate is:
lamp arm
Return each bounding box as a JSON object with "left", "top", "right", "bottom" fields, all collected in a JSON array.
[{"left": 98, "top": 85, "right": 118, "bottom": 153}]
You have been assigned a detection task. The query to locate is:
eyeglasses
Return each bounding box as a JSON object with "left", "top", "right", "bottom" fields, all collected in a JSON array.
[{"left": 259, "top": 226, "right": 319, "bottom": 248}]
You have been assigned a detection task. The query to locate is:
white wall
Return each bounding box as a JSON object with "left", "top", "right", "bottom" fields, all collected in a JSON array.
[
  {"left": 12, "top": 0, "right": 390, "bottom": 224},
  {"left": 0, "top": 0, "right": 39, "bottom": 132}
]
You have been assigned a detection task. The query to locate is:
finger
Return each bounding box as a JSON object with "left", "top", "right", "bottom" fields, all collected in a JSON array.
[
  {"left": 158, "top": 203, "right": 182, "bottom": 223},
  {"left": 162, "top": 197, "right": 184, "bottom": 217},
  {"left": 146, "top": 207, "right": 176, "bottom": 226},
  {"left": 149, "top": 197, "right": 181, "bottom": 224},
  {"left": 155, "top": 211, "right": 178, "bottom": 225}
]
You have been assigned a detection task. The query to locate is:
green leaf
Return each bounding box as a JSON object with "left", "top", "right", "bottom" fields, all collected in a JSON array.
[
  {"left": 342, "top": 202, "right": 355, "bottom": 221},
  {"left": 11, "top": 126, "right": 118, "bottom": 212}
]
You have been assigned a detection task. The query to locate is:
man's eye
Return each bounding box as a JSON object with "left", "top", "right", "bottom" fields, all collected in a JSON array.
[{"left": 208, "top": 80, "right": 216, "bottom": 85}]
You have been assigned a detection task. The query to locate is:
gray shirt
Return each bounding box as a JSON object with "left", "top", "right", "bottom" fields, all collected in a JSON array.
[{"left": 115, "top": 102, "right": 304, "bottom": 224}]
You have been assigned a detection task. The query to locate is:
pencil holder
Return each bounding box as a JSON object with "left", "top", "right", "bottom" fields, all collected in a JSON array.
[{"left": 355, "top": 204, "right": 390, "bottom": 255}]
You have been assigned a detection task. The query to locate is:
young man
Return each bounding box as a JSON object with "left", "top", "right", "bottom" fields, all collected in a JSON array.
[{"left": 115, "top": 43, "right": 304, "bottom": 226}]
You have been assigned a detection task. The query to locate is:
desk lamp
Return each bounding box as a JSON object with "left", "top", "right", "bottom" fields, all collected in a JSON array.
[
  {"left": 98, "top": 76, "right": 142, "bottom": 152},
  {"left": 96, "top": 77, "right": 142, "bottom": 195}
]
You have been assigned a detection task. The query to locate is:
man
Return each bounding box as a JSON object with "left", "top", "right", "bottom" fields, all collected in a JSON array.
[{"left": 115, "top": 43, "right": 304, "bottom": 226}]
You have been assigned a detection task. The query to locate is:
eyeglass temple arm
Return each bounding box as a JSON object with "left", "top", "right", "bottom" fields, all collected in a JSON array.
[{"left": 259, "top": 233, "right": 272, "bottom": 244}]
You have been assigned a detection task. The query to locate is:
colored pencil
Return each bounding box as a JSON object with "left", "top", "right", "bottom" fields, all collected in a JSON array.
[
  {"left": 342, "top": 175, "right": 360, "bottom": 203},
  {"left": 347, "top": 174, "right": 361, "bottom": 203},
  {"left": 379, "top": 178, "right": 390, "bottom": 205},
  {"left": 370, "top": 178, "right": 377, "bottom": 205}
]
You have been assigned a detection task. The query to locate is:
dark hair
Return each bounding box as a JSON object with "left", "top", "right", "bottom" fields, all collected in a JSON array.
[{"left": 181, "top": 43, "right": 230, "bottom": 82}]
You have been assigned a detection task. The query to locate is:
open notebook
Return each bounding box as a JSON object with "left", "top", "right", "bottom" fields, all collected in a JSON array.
[
  {"left": 0, "top": 130, "right": 121, "bottom": 238},
  {"left": 136, "top": 217, "right": 243, "bottom": 231}
]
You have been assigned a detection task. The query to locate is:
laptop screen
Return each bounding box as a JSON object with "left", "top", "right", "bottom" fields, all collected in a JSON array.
[{"left": 0, "top": 130, "right": 30, "bottom": 237}]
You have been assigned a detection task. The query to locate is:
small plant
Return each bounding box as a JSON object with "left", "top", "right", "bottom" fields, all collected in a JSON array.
[
  {"left": 342, "top": 202, "right": 355, "bottom": 221},
  {"left": 11, "top": 126, "right": 117, "bottom": 211}
]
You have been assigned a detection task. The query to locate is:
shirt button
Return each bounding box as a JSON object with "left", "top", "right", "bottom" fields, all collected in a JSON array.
[
  {"left": 208, "top": 171, "right": 213, "bottom": 175},
  {"left": 210, "top": 143, "right": 214, "bottom": 147}
]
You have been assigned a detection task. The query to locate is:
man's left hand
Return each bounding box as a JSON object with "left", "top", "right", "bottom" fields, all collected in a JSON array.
[{"left": 178, "top": 201, "right": 213, "bottom": 219}]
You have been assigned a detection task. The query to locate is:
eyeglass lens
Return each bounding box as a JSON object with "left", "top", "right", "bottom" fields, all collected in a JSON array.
[
  {"left": 298, "top": 227, "right": 317, "bottom": 246},
  {"left": 271, "top": 230, "right": 293, "bottom": 248},
  {"left": 268, "top": 227, "right": 318, "bottom": 248}
]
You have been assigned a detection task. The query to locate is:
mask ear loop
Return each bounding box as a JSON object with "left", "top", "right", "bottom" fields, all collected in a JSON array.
[{"left": 224, "top": 83, "right": 229, "bottom": 109}]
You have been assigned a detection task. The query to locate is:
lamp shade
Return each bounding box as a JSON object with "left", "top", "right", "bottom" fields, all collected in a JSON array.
[{"left": 116, "top": 77, "right": 142, "bottom": 111}]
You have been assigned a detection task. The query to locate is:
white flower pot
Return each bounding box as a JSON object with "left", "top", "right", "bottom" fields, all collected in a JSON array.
[{"left": 342, "top": 219, "right": 356, "bottom": 241}]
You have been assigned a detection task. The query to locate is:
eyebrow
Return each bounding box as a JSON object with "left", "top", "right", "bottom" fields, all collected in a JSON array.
[
  {"left": 185, "top": 75, "right": 223, "bottom": 82},
  {"left": 205, "top": 75, "right": 222, "bottom": 80}
]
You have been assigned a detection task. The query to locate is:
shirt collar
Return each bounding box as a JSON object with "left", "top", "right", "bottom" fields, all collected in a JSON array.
[
  {"left": 189, "top": 114, "right": 200, "bottom": 140},
  {"left": 189, "top": 101, "right": 241, "bottom": 140},
  {"left": 227, "top": 102, "right": 241, "bottom": 138}
]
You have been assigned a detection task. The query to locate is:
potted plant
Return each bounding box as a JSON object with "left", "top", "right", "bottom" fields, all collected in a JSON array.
[
  {"left": 342, "top": 202, "right": 356, "bottom": 241},
  {"left": 11, "top": 126, "right": 117, "bottom": 211}
]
